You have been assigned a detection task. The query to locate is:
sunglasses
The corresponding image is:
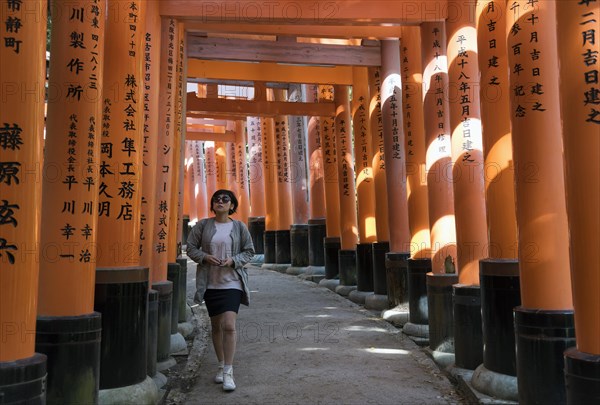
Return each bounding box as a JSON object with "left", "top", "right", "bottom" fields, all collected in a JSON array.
[{"left": 212, "top": 195, "right": 231, "bottom": 203}]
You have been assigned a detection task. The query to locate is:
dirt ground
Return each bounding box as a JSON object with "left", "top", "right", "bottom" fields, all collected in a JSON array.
[{"left": 159, "top": 262, "right": 469, "bottom": 405}]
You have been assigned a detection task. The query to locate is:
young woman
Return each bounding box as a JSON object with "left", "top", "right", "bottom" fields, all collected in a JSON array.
[{"left": 186, "top": 189, "right": 254, "bottom": 391}]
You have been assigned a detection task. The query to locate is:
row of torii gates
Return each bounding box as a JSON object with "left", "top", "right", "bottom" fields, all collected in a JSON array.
[{"left": 1, "top": 1, "right": 599, "bottom": 404}]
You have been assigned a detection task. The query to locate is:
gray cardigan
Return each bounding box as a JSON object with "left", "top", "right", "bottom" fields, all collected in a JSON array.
[{"left": 186, "top": 217, "right": 254, "bottom": 305}]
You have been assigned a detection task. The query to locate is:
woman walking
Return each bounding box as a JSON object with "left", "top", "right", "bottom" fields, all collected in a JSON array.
[{"left": 186, "top": 189, "right": 254, "bottom": 391}]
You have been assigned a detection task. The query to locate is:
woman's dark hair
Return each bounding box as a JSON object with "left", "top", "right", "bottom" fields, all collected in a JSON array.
[{"left": 210, "top": 189, "right": 238, "bottom": 215}]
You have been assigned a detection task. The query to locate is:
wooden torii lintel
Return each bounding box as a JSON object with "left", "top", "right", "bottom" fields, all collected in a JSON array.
[{"left": 186, "top": 130, "right": 236, "bottom": 142}]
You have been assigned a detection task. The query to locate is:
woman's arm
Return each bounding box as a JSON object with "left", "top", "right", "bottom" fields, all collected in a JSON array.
[
  {"left": 231, "top": 221, "right": 255, "bottom": 269},
  {"left": 186, "top": 219, "right": 207, "bottom": 264}
]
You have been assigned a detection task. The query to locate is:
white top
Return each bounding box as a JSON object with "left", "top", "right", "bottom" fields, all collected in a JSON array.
[{"left": 206, "top": 221, "right": 242, "bottom": 290}]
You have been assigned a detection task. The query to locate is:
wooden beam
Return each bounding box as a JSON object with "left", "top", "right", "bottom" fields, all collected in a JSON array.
[
  {"left": 186, "top": 118, "right": 233, "bottom": 127},
  {"left": 184, "top": 22, "right": 406, "bottom": 39},
  {"left": 187, "top": 93, "right": 335, "bottom": 117},
  {"left": 188, "top": 112, "right": 248, "bottom": 121},
  {"left": 186, "top": 130, "right": 235, "bottom": 142},
  {"left": 160, "top": 1, "right": 448, "bottom": 24},
  {"left": 187, "top": 35, "right": 381, "bottom": 66},
  {"left": 187, "top": 59, "right": 353, "bottom": 84}
]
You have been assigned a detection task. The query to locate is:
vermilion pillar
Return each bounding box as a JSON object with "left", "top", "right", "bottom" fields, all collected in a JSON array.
[
  {"left": 319, "top": 85, "right": 342, "bottom": 280},
  {"left": 152, "top": 17, "right": 179, "bottom": 282},
  {"left": 334, "top": 85, "right": 359, "bottom": 289},
  {"left": 352, "top": 68, "right": 377, "bottom": 245},
  {"left": 400, "top": 27, "right": 431, "bottom": 260},
  {"left": 557, "top": 2, "right": 600, "bottom": 401},
  {"left": 380, "top": 40, "right": 411, "bottom": 254},
  {"left": 235, "top": 120, "right": 250, "bottom": 224},
  {"left": 0, "top": 0, "right": 47, "bottom": 402},
  {"left": 192, "top": 141, "right": 208, "bottom": 220},
  {"left": 287, "top": 84, "right": 310, "bottom": 225},
  {"left": 247, "top": 116, "right": 266, "bottom": 217},
  {"left": 368, "top": 67, "right": 390, "bottom": 244},
  {"left": 215, "top": 141, "right": 228, "bottom": 190},
  {"left": 305, "top": 85, "right": 327, "bottom": 276},
  {"left": 246, "top": 116, "right": 265, "bottom": 254},
  {"left": 261, "top": 113, "right": 279, "bottom": 266},
  {"left": 352, "top": 68, "right": 377, "bottom": 296},
  {"left": 204, "top": 141, "right": 217, "bottom": 205},
  {"left": 140, "top": 0, "right": 161, "bottom": 276},
  {"left": 506, "top": 2, "right": 574, "bottom": 403},
  {"left": 184, "top": 143, "right": 197, "bottom": 222},
  {"left": 36, "top": 1, "right": 104, "bottom": 401},
  {"left": 473, "top": 1, "right": 520, "bottom": 396},
  {"left": 446, "top": 1, "right": 488, "bottom": 286},
  {"left": 95, "top": 0, "right": 149, "bottom": 394},
  {"left": 420, "top": 22, "right": 457, "bottom": 275}
]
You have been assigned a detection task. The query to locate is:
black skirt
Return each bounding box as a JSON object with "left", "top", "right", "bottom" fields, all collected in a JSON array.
[{"left": 204, "top": 288, "right": 243, "bottom": 317}]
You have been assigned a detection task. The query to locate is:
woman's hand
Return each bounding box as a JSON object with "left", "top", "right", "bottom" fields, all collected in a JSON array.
[
  {"left": 219, "top": 258, "right": 234, "bottom": 268},
  {"left": 203, "top": 255, "right": 223, "bottom": 266}
]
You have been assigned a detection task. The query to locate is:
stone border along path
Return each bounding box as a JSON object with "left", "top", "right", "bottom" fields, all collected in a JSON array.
[{"left": 162, "top": 260, "right": 468, "bottom": 405}]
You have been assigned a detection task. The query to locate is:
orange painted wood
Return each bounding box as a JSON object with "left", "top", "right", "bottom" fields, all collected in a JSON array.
[
  {"left": 183, "top": 143, "right": 196, "bottom": 220},
  {"left": 319, "top": 85, "right": 341, "bottom": 238},
  {"left": 352, "top": 68, "right": 377, "bottom": 244},
  {"left": 0, "top": 0, "right": 46, "bottom": 361},
  {"left": 261, "top": 115, "right": 280, "bottom": 230},
  {"left": 400, "top": 27, "right": 431, "bottom": 260},
  {"left": 247, "top": 117, "right": 266, "bottom": 217},
  {"left": 288, "top": 84, "right": 310, "bottom": 225},
  {"left": 557, "top": 0, "right": 600, "bottom": 354},
  {"left": 226, "top": 139, "right": 239, "bottom": 197},
  {"left": 139, "top": 0, "right": 161, "bottom": 277},
  {"left": 96, "top": 0, "right": 145, "bottom": 267},
  {"left": 204, "top": 142, "right": 218, "bottom": 207},
  {"left": 305, "top": 85, "right": 327, "bottom": 219},
  {"left": 476, "top": 1, "right": 518, "bottom": 260},
  {"left": 334, "top": 85, "right": 359, "bottom": 249},
  {"left": 39, "top": 0, "right": 106, "bottom": 316},
  {"left": 273, "top": 89, "right": 294, "bottom": 230},
  {"left": 380, "top": 40, "right": 411, "bottom": 253},
  {"left": 152, "top": 17, "right": 179, "bottom": 281},
  {"left": 506, "top": 1, "right": 572, "bottom": 310},
  {"left": 421, "top": 22, "right": 457, "bottom": 274},
  {"left": 215, "top": 141, "right": 228, "bottom": 190},
  {"left": 446, "top": 1, "right": 488, "bottom": 285},
  {"left": 235, "top": 120, "right": 250, "bottom": 223},
  {"left": 191, "top": 141, "right": 208, "bottom": 220},
  {"left": 368, "top": 67, "right": 390, "bottom": 243}
]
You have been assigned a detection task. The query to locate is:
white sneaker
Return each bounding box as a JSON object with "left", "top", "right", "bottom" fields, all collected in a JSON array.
[
  {"left": 214, "top": 367, "right": 224, "bottom": 384},
  {"left": 222, "top": 371, "right": 236, "bottom": 391}
]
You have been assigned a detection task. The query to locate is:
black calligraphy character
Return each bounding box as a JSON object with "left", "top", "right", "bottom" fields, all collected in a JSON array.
[
  {"left": 5, "top": 16, "right": 22, "bottom": 33},
  {"left": 66, "top": 85, "right": 84, "bottom": 101},
  {"left": 61, "top": 224, "right": 76, "bottom": 240},
  {"left": 118, "top": 181, "right": 135, "bottom": 199},
  {"left": 98, "top": 182, "right": 113, "bottom": 198},
  {"left": 69, "top": 32, "right": 86, "bottom": 48},
  {"left": 117, "top": 202, "right": 133, "bottom": 220},
  {"left": 584, "top": 88, "right": 600, "bottom": 105},
  {"left": 70, "top": 7, "right": 84, "bottom": 22},
  {"left": 98, "top": 201, "right": 111, "bottom": 217},
  {"left": 0, "top": 161, "right": 20, "bottom": 185},
  {"left": 585, "top": 70, "right": 599, "bottom": 84},
  {"left": 67, "top": 58, "right": 84, "bottom": 75},
  {"left": 81, "top": 224, "right": 92, "bottom": 240},
  {"left": 63, "top": 175, "right": 78, "bottom": 190},
  {"left": 582, "top": 49, "right": 598, "bottom": 67},
  {"left": 79, "top": 249, "right": 91, "bottom": 263},
  {"left": 587, "top": 108, "right": 600, "bottom": 124},
  {"left": 121, "top": 137, "right": 136, "bottom": 156},
  {"left": 0, "top": 238, "right": 17, "bottom": 264},
  {"left": 3, "top": 37, "right": 22, "bottom": 53},
  {"left": 7, "top": 0, "right": 22, "bottom": 12},
  {"left": 583, "top": 30, "right": 596, "bottom": 46},
  {"left": 0, "top": 200, "right": 19, "bottom": 227}
]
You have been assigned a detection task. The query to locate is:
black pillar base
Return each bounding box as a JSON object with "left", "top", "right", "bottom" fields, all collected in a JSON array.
[
  {"left": 426, "top": 272, "right": 458, "bottom": 353},
  {"left": 515, "top": 307, "right": 575, "bottom": 404},
  {"left": 35, "top": 312, "right": 101, "bottom": 405},
  {"left": 95, "top": 266, "right": 148, "bottom": 390},
  {"left": 324, "top": 237, "right": 341, "bottom": 279},
  {"left": 356, "top": 243, "right": 374, "bottom": 292},
  {"left": 263, "top": 230, "right": 276, "bottom": 264},
  {"left": 151, "top": 281, "right": 173, "bottom": 364},
  {"left": 275, "top": 229, "right": 291, "bottom": 264},
  {"left": 167, "top": 263, "right": 181, "bottom": 335},
  {"left": 565, "top": 348, "right": 600, "bottom": 404},
  {"left": 308, "top": 218, "right": 326, "bottom": 266},
  {"left": 147, "top": 289, "right": 158, "bottom": 378},
  {"left": 338, "top": 249, "right": 357, "bottom": 286},
  {"left": 480, "top": 259, "right": 520, "bottom": 376},
  {"left": 453, "top": 284, "right": 483, "bottom": 369},
  {"left": 372, "top": 242, "right": 389, "bottom": 295},
  {"left": 248, "top": 216, "right": 265, "bottom": 254},
  {"left": 290, "top": 224, "right": 309, "bottom": 267},
  {"left": 386, "top": 252, "right": 410, "bottom": 308},
  {"left": 176, "top": 257, "right": 188, "bottom": 323},
  {"left": 407, "top": 258, "right": 431, "bottom": 325},
  {"left": 0, "top": 353, "right": 47, "bottom": 405}
]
